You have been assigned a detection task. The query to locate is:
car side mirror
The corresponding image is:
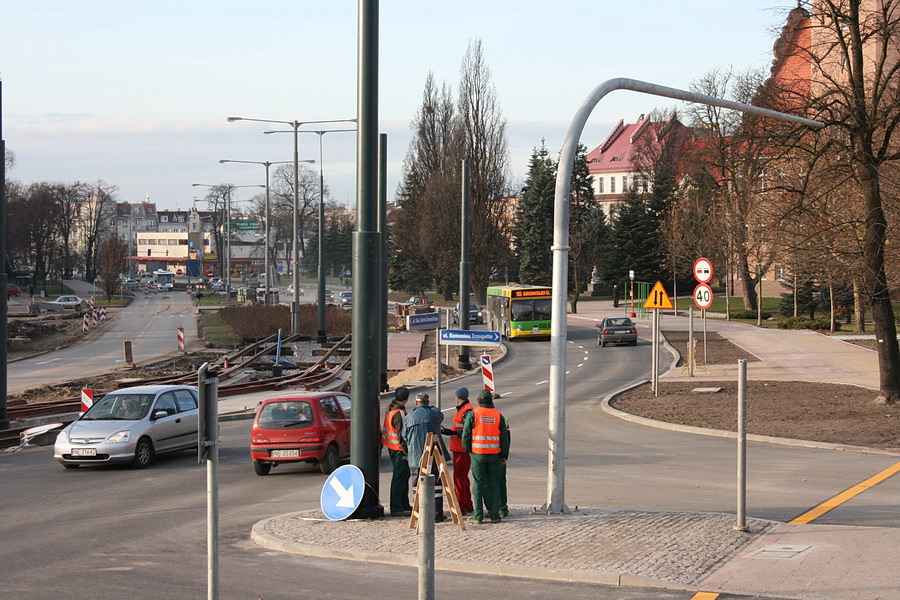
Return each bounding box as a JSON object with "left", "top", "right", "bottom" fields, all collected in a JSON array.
[{"left": 152, "top": 410, "right": 168, "bottom": 421}]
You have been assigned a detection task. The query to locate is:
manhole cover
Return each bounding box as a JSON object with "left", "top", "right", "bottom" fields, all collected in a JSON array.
[{"left": 749, "top": 544, "right": 817, "bottom": 559}]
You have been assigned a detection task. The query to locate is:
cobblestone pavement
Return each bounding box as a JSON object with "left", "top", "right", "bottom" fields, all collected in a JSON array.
[{"left": 254, "top": 506, "right": 775, "bottom": 589}]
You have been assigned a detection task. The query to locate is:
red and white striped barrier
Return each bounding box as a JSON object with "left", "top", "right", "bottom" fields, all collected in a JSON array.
[
  {"left": 177, "top": 327, "right": 185, "bottom": 351},
  {"left": 81, "top": 389, "right": 93, "bottom": 412},
  {"left": 481, "top": 354, "right": 495, "bottom": 392},
  {"left": 91, "top": 309, "right": 99, "bottom": 327},
  {"left": 88, "top": 295, "right": 95, "bottom": 309},
  {"left": 82, "top": 314, "right": 90, "bottom": 334},
  {"left": 99, "top": 306, "right": 107, "bottom": 322}
]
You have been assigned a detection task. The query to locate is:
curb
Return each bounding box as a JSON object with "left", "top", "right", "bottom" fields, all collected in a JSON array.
[{"left": 249, "top": 513, "right": 694, "bottom": 591}]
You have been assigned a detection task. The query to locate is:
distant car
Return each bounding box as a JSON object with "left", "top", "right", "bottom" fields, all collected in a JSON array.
[
  {"left": 406, "top": 296, "right": 433, "bottom": 308},
  {"left": 336, "top": 291, "right": 352, "bottom": 308},
  {"left": 285, "top": 284, "right": 305, "bottom": 296},
  {"left": 453, "top": 301, "right": 484, "bottom": 325},
  {"left": 250, "top": 392, "right": 352, "bottom": 475},
  {"left": 53, "top": 385, "right": 200, "bottom": 469},
  {"left": 7, "top": 283, "right": 21, "bottom": 298},
  {"left": 597, "top": 316, "right": 638, "bottom": 347},
  {"left": 44, "top": 295, "right": 88, "bottom": 311}
]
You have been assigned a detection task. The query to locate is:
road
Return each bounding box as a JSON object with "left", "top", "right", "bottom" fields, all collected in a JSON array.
[
  {"left": 7, "top": 290, "right": 198, "bottom": 394},
  {"left": 1, "top": 318, "right": 897, "bottom": 598}
]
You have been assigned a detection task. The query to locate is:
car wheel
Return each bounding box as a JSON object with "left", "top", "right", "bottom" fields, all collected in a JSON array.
[
  {"left": 62, "top": 463, "right": 80, "bottom": 470},
  {"left": 319, "top": 444, "right": 339, "bottom": 475},
  {"left": 630, "top": 340, "right": 638, "bottom": 346},
  {"left": 598, "top": 339, "right": 604, "bottom": 347},
  {"left": 131, "top": 437, "right": 154, "bottom": 468},
  {"left": 253, "top": 460, "right": 272, "bottom": 476}
]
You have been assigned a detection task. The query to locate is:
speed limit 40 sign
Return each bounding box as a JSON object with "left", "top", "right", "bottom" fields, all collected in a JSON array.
[{"left": 693, "top": 283, "right": 714, "bottom": 310}]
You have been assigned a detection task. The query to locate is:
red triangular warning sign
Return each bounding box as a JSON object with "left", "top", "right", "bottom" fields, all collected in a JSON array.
[{"left": 644, "top": 281, "right": 673, "bottom": 309}]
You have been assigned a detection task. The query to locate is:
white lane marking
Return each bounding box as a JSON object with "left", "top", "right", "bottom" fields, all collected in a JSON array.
[
  {"left": 34, "top": 358, "right": 62, "bottom": 365},
  {"left": 577, "top": 363, "right": 584, "bottom": 367},
  {"left": 535, "top": 380, "right": 548, "bottom": 385}
]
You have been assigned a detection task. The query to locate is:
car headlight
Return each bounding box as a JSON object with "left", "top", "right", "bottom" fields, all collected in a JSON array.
[
  {"left": 56, "top": 430, "right": 68, "bottom": 443},
  {"left": 104, "top": 430, "right": 131, "bottom": 444}
]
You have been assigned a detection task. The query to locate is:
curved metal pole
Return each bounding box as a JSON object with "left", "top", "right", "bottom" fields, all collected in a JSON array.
[{"left": 544, "top": 78, "right": 823, "bottom": 514}]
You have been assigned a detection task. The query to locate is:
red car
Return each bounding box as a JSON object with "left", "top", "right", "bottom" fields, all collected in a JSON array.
[
  {"left": 250, "top": 392, "right": 352, "bottom": 476},
  {"left": 7, "top": 283, "right": 21, "bottom": 298}
]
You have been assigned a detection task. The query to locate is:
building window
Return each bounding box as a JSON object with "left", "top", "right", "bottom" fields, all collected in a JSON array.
[
  {"left": 610, "top": 177, "right": 616, "bottom": 194},
  {"left": 622, "top": 175, "right": 628, "bottom": 191},
  {"left": 160, "top": 215, "right": 168, "bottom": 223},
  {"left": 598, "top": 178, "right": 604, "bottom": 194}
]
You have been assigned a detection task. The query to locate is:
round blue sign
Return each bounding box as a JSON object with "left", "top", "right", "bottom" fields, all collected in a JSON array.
[{"left": 320, "top": 464, "right": 365, "bottom": 520}]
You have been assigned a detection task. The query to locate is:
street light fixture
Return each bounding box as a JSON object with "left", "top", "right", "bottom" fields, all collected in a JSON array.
[
  {"left": 192, "top": 183, "right": 264, "bottom": 302},
  {"left": 217, "top": 159, "right": 302, "bottom": 306},
  {"left": 267, "top": 127, "right": 356, "bottom": 343},
  {"left": 227, "top": 115, "right": 355, "bottom": 334}
]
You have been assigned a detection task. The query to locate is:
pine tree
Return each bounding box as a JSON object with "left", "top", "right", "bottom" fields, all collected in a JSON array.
[{"left": 516, "top": 143, "right": 556, "bottom": 285}]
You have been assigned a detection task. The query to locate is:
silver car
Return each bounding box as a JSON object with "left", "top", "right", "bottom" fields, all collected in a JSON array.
[
  {"left": 54, "top": 385, "right": 199, "bottom": 469},
  {"left": 597, "top": 316, "right": 638, "bottom": 347}
]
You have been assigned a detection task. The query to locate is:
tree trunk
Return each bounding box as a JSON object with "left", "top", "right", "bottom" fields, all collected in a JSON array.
[
  {"left": 736, "top": 257, "right": 756, "bottom": 311},
  {"left": 852, "top": 279, "right": 865, "bottom": 334}
]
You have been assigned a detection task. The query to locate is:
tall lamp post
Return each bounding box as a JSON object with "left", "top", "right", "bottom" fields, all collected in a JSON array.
[
  {"left": 301, "top": 128, "right": 356, "bottom": 343},
  {"left": 218, "top": 159, "right": 296, "bottom": 306},
  {"left": 227, "top": 116, "right": 355, "bottom": 334},
  {"left": 192, "top": 183, "right": 263, "bottom": 302}
]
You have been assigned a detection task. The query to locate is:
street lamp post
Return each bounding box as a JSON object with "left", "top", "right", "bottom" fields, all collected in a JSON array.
[
  {"left": 218, "top": 159, "right": 293, "bottom": 306},
  {"left": 192, "top": 183, "right": 263, "bottom": 303},
  {"left": 227, "top": 116, "right": 355, "bottom": 334}
]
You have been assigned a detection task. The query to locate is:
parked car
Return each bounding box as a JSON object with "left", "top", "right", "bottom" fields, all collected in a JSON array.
[
  {"left": 285, "top": 284, "right": 304, "bottom": 296},
  {"left": 406, "top": 296, "right": 434, "bottom": 308},
  {"left": 43, "top": 295, "right": 88, "bottom": 311},
  {"left": 336, "top": 291, "right": 353, "bottom": 308},
  {"left": 597, "top": 316, "right": 638, "bottom": 347},
  {"left": 53, "top": 385, "right": 200, "bottom": 469},
  {"left": 452, "top": 301, "right": 484, "bottom": 325},
  {"left": 250, "top": 392, "right": 352, "bottom": 475},
  {"left": 7, "top": 283, "right": 21, "bottom": 298}
]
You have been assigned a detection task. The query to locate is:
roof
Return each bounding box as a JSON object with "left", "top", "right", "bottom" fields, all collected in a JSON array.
[{"left": 586, "top": 113, "right": 691, "bottom": 175}]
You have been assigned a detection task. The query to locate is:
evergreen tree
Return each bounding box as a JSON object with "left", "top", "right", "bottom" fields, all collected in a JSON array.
[{"left": 515, "top": 142, "right": 556, "bottom": 285}]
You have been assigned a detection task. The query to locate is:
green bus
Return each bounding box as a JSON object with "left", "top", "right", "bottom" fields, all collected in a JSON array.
[{"left": 485, "top": 284, "right": 553, "bottom": 340}]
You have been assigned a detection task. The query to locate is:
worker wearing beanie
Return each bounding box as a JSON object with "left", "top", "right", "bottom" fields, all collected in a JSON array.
[
  {"left": 382, "top": 386, "right": 412, "bottom": 516},
  {"left": 441, "top": 387, "right": 475, "bottom": 514},
  {"left": 462, "top": 389, "right": 510, "bottom": 523}
]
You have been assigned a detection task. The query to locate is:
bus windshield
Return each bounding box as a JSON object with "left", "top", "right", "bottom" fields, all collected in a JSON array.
[{"left": 511, "top": 297, "right": 552, "bottom": 322}]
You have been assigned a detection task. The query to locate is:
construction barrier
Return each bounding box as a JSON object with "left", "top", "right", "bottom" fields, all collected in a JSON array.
[
  {"left": 81, "top": 389, "right": 93, "bottom": 412},
  {"left": 99, "top": 306, "right": 107, "bottom": 322},
  {"left": 82, "top": 314, "right": 90, "bottom": 334},
  {"left": 91, "top": 309, "right": 99, "bottom": 327},
  {"left": 177, "top": 327, "right": 185, "bottom": 351},
  {"left": 481, "top": 354, "right": 495, "bottom": 392}
]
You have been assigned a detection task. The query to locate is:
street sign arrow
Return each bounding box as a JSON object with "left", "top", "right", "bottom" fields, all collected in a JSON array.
[
  {"left": 439, "top": 329, "right": 501, "bottom": 346},
  {"left": 644, "top": 281, "right": 674, "bottom": 310},
  {"left": 320, "top": 465, "right": 365, "bottom": 520}
]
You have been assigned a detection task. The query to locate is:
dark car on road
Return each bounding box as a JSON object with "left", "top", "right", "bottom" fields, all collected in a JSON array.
[
  {"left": 453, "top": 301, "right": 484, "bottom": 325},
  {"left": 597, "top": 316, "right": 638, "bottom": 346}
]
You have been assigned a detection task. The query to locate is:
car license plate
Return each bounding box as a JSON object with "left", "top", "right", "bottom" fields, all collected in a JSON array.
[
  {"left": 71, "top": 448, "right": 97, "bottom": 457},
  {"left": 271, "top": 449, "right": 299, "bottom": 458}
]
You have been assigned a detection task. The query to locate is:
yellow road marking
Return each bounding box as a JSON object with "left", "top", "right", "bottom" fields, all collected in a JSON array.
[
  {"left": 791, "top": 461, "right": 900, "bottom": 524},
  {"left": 689, "top": 593, "right": 720, "bottom": 600}
]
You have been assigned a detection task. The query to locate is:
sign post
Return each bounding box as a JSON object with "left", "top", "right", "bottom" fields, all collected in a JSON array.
[
  {"left": 693, "top": 258, "right": 714, "bottom": 366},
  {"left": 643, "top": 281, "right": 673, "bottom": 397}
]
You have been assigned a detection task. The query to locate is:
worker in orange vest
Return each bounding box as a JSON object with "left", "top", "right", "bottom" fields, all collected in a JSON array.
[
  {"left": 382, "top": 386, "right": 412, "bottom": 516},
  {"left": 462, "top": 389, "right": 509, "bottom": 524},
  {"left": 441, "top": 387, "right": 474, "bottom": 514}
]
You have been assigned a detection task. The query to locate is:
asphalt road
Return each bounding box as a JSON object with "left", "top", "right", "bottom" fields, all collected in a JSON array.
[{"left": 1, "top": 316, "right": 897, "bottom": 598}]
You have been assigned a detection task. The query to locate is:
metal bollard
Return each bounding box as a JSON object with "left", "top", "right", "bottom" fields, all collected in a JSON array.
[
  {"left": 418, "top": 474, "right": 435, "bottom": 600},
  {"left": 735, "top": 359, "right": 748, "bottom": 532}
]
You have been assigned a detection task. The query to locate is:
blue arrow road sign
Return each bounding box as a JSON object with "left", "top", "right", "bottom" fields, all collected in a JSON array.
[
  {"left": 406, "top": 311, "right": 440, "bottom": 331},
  {"left": 439, "top": 329, "right": 501, "bottom": 346},
  {"left": 320, "top": 464, "right": 365, "bottom": 521}
]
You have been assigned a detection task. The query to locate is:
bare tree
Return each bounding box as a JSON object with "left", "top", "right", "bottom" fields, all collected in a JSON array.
[
  {"left": 98, "top": 235, "right": 128, "bottom": 300},
  {"left": 78, "top": 182, "right": 118, "bottom": 282},
  {"left": 269, "top": 163, "right": 323, "bottom": 263}
]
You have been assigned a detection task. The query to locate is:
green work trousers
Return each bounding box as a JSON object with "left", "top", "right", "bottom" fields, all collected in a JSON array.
[
  {"left": 470, "top": 452, "right": 502, "bottom": 521},
  {"left": 388, "top": 448, "right": 411, "bottom": 513}
]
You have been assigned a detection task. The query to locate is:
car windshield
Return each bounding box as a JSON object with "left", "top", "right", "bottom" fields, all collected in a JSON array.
[
  {"left": 258, "top": 400, "right": 315, "bottom": 429},
  {"left": 606, "top": 318, "right": 633, "bottom": 327},
  {"left": 511, "top": 298, "right": 552, "bottom": 321},
  {"left": 83, "top": 393, "right": 154, "bottom": 421}
]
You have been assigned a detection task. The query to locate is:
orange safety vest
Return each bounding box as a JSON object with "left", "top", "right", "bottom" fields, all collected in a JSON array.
[
  {"left": 471, "top": 407, "right": 501, "bottom": 454},
  {"left": 381, "top": 407, "right": 405, "bottom": 450},
  {"left": 449, "top": 402, "right": 473, "bottom": 453}
]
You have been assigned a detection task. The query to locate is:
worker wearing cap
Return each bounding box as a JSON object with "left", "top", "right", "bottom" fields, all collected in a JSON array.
[
  {"left": 401, "top": 392, "right": 449, "bottom": 522},
  {"left": 462, "top": 389, "right": 510, "bottom": 524},
  {"left": 441, "top": 386, "right": 474, "bottom": 514},
  {"left": 382, "top": 386, "right": 412, "bottom": 516}
]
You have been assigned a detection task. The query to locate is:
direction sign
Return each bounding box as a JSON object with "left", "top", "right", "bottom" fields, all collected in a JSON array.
[
  {"left": 644, "top": 281, "right": 674, "bottom": 310},
  {"left": 693, "top": 258, "right": 713, "bottom": 284},
  {"left": 320, "top": 464, "right": 365, "bottom": 521},
  {"left": 406, "top": 311, "right": 440, "bottom": 331},
  {"left": 693, "top": 283, "right": 714, "bottom": 310},
  {"left": 439, "top": 329, "right": 501, "bottom": 347}
]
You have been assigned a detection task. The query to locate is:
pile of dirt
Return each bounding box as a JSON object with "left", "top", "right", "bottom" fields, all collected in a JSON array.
[
  {"left": 611, "top": 380, "right": 900, "bottom": 451},
  {"left": 387, "top": 357, "right": 464, "bottom": 390},
  {"left": 7, "top": 314, "right": 86, "bottom": 359}
]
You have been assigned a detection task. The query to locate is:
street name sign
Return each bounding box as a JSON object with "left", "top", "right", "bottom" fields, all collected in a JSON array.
[
  {"left": 406, "top": 311, "right": 440, "bottom": 331},
  {"left": 693, "top": 283, "right": 714, "bottom": 310},
  {"left": 644, "top": 281, "right": 674, "bottom": 310},
  {"left": 439, "top": 329, "right": 501, "bottom": 347},
  {"left": 320, "top": 464, "right": 365, "bottom": 521},
  {"left": 693, "top": 258, "right": 713, "bottom": 284}
]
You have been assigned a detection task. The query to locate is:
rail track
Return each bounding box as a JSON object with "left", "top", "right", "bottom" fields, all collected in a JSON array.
[{"left": 1, "top": 333, "right": 353, "bottom": 449}]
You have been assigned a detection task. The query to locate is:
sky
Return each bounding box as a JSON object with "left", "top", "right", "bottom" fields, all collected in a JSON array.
[{"left": 1, "top": 1, "right": 796, "bottom": 211}]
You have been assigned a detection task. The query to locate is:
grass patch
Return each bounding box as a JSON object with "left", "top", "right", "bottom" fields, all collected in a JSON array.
[{"left": 201, "top": 311, "right": 244, "bottom": 347}]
